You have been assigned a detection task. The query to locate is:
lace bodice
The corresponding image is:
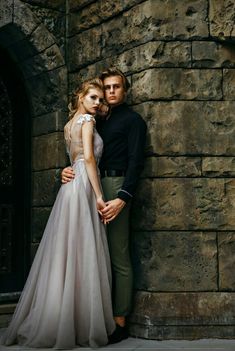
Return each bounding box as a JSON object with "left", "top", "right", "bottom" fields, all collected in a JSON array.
[{"left": 64, "top": 114, "right": 103, "bottom": 165}]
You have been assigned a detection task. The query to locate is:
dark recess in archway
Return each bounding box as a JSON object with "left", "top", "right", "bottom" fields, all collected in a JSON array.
[{"left": 0, "top": 47, "right": 31, "bottom": 298}]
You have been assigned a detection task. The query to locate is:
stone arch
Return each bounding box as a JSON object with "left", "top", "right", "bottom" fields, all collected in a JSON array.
[{"left": 0, "top": 0, "right": 68, "bottom": 288}]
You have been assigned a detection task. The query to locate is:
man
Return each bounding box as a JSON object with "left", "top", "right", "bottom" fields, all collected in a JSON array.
[{"left": 62, "top": 67, "right": 146, "bottom": 343}]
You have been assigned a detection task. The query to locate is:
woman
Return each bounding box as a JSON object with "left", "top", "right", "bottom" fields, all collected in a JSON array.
[{"left": 1, "top": 78, "right": 115, "bottom": 349}]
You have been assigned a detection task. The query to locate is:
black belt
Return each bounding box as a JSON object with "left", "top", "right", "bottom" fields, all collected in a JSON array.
[{"left": 100, "top": 170, "right": 126, "bottom": 178}]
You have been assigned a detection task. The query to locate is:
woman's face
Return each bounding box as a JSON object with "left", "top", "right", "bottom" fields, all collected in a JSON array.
[{"left": 80, "top": 88, "right": 104, "bottom": 115}]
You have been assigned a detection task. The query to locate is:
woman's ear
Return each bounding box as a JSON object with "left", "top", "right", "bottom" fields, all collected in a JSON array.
[{"left": 78, "top": 93, "right": 83, "bottom": 104}]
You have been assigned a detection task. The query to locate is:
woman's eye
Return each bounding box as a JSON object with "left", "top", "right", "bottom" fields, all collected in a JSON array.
[{"left": 90, "top": 95, "right": 96, "bottom": 100}]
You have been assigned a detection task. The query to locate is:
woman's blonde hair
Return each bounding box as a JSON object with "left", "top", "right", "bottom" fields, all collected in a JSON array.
[{"left": 68, "top": 78, "right": 104, "bottom": 119}]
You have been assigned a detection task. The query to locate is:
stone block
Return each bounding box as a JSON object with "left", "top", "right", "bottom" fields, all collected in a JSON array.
[
  {"left": 13, "top": 0, "right": 39, "bottom": 38},
  {"left": 209, "top": 0, "right": 235, "bottom": 39},
  {"left": 26, "top": 66, "right": 67, "bottom": 117},
  {"left": 32, "top": 132, "right": 67, "bottom": 171},
  {"left": 101, "top": 0, "right": 156, "bottom": 57},
  {"left": 132, "top": 178, "right": 235, "bottom": 231},
  {"left": 19, "top": 44, "right": 65, "bottom": 78},
  {"left": 68, "top": 0, "right": 95, "bottom": 12},
  {"left": 69, "top": 2, "right": 102, "bottom": 35},
  {"left": 131, "top": 231, "right": 217, "bottom": 291},
  {"left": 130, "top": 323, "right": 235, "bottom": 340},
  {"left": 32, "top": 169, "right": 61, "bottom": 206},
  {"left": 133, "top": 101, "right": 235, "bottom": 156},
  {"left": 69, "top": 0, "right": 140, "bottom": 34},
  {"left": 0, "top": 0, "right": 13, "bottom": 27},
  {"left": 29, "top": 23, "right": 56, "bottom": 53},
  {"left": 21, "top": 0, "right": 65, "bottom": 11},
  {"left": 192, "top": 41, "right": 235, "bottom": 68},
  {"left": 27, "top": 5, "right": 66, "bottom": 49},
  {"left": 223, "top": 69, "right": 235, "bottom": 100},
  {"left": 130, "top": 291, "right": 235, "bottom": 326},
  {"left": 132, "top": 69, "right": 222, "bottom": 102},
  {"left": 33, "top": 111, "right": 67, "bottom": 136},
  {"left": 218, "top": 232, "right": 235, "bottom": 290},
  {"left": 202, "top": 157, "right": 235, "bottom": 176},
  {"left": 68, "top": 27, "right": 102, "bottom": 70},
  {"left": 142, "top": 157, "right": 201, "bottom": 177},
  {"left": 152, "top": 0, "right": 208, "bottom": 40},
  {"left": 32, "top": 207, "right": 52, "bottom": 242},
  {"left": 116, "top": 41, "right": 191, "bottom": 75}
]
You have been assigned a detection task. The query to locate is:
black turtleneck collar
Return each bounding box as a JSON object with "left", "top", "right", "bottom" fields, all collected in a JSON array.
[{"left": 110, "top": 102, "right": 128, "bottom": 114}]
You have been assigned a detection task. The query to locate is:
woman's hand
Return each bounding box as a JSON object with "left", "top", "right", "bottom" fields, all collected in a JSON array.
[
  {"left": 96, "top": 103, "right": 110, "bottom": 119},
  {"left": 61, "top": 167, "right": 75, "bottom": 184},
  {"left": 96, "top": 197, "right": 109, "bottom": 224}
]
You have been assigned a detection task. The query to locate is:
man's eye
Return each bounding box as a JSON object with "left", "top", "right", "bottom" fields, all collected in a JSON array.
[{"left": 104, "top": 86, "right": 110, "bottom": 90}]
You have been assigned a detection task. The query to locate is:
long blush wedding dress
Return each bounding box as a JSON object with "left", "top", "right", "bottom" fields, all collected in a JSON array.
[{"left": 1, "top": 114, "right": 115, "bottom": 349}]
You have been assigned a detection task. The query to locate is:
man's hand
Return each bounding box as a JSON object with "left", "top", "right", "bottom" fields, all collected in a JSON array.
[
  {"left": 61, "top": 166, "right": 75, "bottom": 184},
  {"left": 101, "top": 198, "right": 125, "bottom": 222}
]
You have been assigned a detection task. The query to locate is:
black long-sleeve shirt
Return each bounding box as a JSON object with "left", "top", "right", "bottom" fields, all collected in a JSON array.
[{"left": 96, "top": 103, "right": 147, "bottom": 203}]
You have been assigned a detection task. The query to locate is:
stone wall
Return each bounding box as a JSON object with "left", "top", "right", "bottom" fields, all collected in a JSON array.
[
  {"left": 67, "top": 0, "right": 235, "bottom": 339},
  {"left": 0, "top": 0, "right": 235, "bottom": 339}
]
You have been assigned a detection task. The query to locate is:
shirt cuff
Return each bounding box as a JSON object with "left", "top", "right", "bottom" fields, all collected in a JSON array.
[{"left": 118, "top": 189, "right": 133, "bottom": 203}]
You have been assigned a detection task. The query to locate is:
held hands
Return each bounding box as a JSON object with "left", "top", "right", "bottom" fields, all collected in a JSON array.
[
  {"left": 61, "top": 167, "right": 125, "bottom": 223},
  {"left": 101, "top": 198, "right": 126, "bottom": 223}
]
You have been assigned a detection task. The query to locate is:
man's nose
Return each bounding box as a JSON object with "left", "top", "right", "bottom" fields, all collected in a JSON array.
[{"left": 110, "top": 86, "right": 114, "bottom": 93}]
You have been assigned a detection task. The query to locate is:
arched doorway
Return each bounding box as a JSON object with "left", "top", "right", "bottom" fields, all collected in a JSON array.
[{"left": 0, "top": 47, "right": 31, "bottom": 296}]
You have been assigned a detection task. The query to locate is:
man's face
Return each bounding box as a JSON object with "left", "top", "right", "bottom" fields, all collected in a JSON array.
[{"left": 103, "top": 75, "right": 126, "bottom": 106}]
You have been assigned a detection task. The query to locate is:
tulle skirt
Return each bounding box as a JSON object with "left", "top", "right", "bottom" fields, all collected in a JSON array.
[{"left": 0, "top": 160, "right": 115, "bottom": 349}]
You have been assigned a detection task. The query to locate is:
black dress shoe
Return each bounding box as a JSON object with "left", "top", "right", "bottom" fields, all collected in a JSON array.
[{"left": 108, "top": 324, "right": 128, "bottom": 344}]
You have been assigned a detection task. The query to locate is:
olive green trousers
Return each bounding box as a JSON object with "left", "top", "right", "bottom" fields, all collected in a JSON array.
[{"left": 101, "top": 176, "right": 133, "bottom": 316}]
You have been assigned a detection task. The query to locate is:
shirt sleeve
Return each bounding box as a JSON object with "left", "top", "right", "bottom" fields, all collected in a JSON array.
[{"left": 118, "top": 115, "right": 147, "bottom": 203}]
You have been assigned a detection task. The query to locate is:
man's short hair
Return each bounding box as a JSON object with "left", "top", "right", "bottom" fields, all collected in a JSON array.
[{"left": 100, "top": 67, "right": 130, "bottom": 91}]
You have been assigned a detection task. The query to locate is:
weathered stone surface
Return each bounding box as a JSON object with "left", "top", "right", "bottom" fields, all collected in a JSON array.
[
  {"left": 218, "top": 232, "right": 235, "bottom": 290},
  {"left": 223, "top": 69, "right": 235, "bottom": 100},
  {"left": 133, "top": 102, "right": 235, "bottom": 155},
  {"left": 33, "top": 132, "right": 67, "bottom": 171},
  {"left": 0, "top": 0, "right": 13, "bottom": 27},
  {"left": 32, "top": 207, "right": 52, "bottom": 242},
  {"left": 68, "top": 0, "right": 95, "bottom": 12},
  {"left": 132, "top": 69, "right": 222, "bottom": 103},
  {"left": 117, "top": 41, "right": 191, "bottom": 74},
  {"left": 21, "top": 0, "right": 65, "bottom": 11},
  {"left": 202, "top": 157, "right": 235, "bottom": 176},
  {"left": 69, "top": 0, "right": 145, "bottom": 35},
  {"left": 132, "top": 231, "right": 217, "bottom": 291},
  {"left": 26, "top": 67, "right": 67, "bottom": 117},
  {"left": 130, "top": 292, "right": 235, "bottom": 325},
  {"left": 33, "top": 111, "right": 67, "bottom": 136},
  {"left": 101, "top": 1, "right": 156, "bottom": 57},
  {"left": 32, "top": 169, "right": 61, "bottom": 206},
  {"left": 152, "top": 0, "right": 208, "bottom": 39},
  {"left": 192, "top": 41, "right": 235, "bottom": 68},
  {"left": 19, "top": 44, "right": 65, "bottom": 78},
  {"left": 29, "top": 23, "right": 56, "bottom": 53},
  {"left": 209, "top": 0, "right": 235, "bottom": 39},
  {"left": 132, "top": 178, "right": 235, "bottom": 231},
  {"left": 27, "top": 5, "right": 66, "bottom": 50},
  {"left": 13, "top": 0, "right": 39, "bottom": 38},
  {"left": 68, "top": 27, "right": 102, "bottom": 70},
  {"left": 130, "top": 323, "right": 235, "bottom": 340},
  {"left": 69, "top": 2, "right": 102, "bottom": 35},
  {"left": 142, "top": 157, "right": 201, "bottom": 177}
]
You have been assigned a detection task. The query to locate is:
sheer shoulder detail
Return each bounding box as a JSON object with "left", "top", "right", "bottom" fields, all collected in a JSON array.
[{"left": 76, "top": 114, "right": 96, "bottom": 125}]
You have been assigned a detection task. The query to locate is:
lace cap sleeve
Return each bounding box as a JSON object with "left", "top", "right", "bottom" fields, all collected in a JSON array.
[{"left": 76, "top": 114, "right": 96, "bottom": 125}]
